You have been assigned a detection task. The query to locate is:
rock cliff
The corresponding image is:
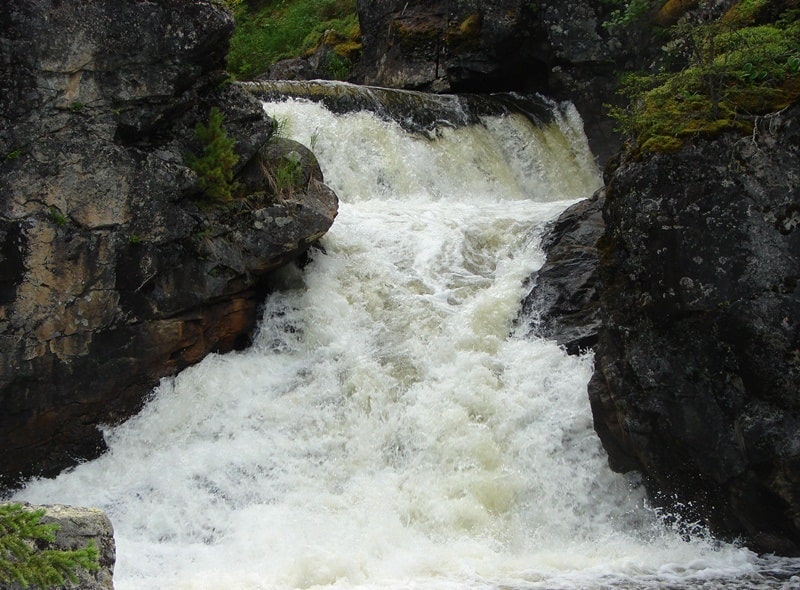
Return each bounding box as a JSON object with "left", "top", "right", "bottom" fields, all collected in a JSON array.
[
  {"left": 0, "top": 0, "right": 338, "bottom": 488},
  {"left": 518, "top": 0, "right": 800, "bottom": 555},
  {"left": 589, "top": 106, "right": 800, "bottom": 554}
]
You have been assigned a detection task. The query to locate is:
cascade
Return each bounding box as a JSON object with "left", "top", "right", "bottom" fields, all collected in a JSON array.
[{"left": 14, "top": 83, "right": 800, "bottom": 589}]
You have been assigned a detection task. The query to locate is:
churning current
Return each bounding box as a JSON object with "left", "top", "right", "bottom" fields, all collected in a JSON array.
[{"left": 15, "top": 92, "right": 800, "bottom": 589}]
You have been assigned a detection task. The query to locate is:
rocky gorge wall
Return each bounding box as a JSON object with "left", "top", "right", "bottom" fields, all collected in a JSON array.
[
  {"left": 353, "top": 0, "right": 635, "bottom": 163},
  {"left": 590, "top": 107, "right": 800, "bottom": 554},
  {"left": 0, "top": 0, "right": 338, "bottom": 489},
  {"left": 524, "top": 105, "right": 800, "bottom": 554},
  {"left": 516, "top": 0, "right": 800, "bottom": 555}
]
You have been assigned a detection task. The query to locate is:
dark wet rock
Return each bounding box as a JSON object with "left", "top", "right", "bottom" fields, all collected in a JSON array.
[
  {"left": 244, "top": 79, "right": 555, "bottom": 137},
  {"left": 355, "top": 0, "right": 634, "bottom": 163},
  {"left": 589, "top": 105, "right": 800, "bottom": 555},
  {"left": 520, "top": 190, "right": 604, "bottom": 354}
]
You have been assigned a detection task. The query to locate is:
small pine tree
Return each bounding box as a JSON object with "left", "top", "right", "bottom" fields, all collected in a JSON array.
[
  {"left": 0, "top": 503, "right": 100, "bottom": 589},
  {"left": 186, "top": 107, "right": 240, "bottom": 203}
]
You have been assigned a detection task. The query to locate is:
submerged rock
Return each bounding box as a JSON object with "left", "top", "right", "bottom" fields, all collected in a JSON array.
[
  {"left": 244, "top": 79, "right": 555, "bottom": 136},
  {"left": 0, "top": 0, "right": 338, "bottom": 488},
  {"left": 590, "top": 105, "right": 800, "bottom": 554}
]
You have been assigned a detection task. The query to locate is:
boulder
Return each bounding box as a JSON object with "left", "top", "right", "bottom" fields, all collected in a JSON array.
[
  {"left": 0, "top": 0, "right": 338, "bottom": 489},
  {"left": 589, "top": 105, "right": 800, "bottom": 554},
  {"left": 519, "top": 190, "right": 604, "bottom": 354},
  {"left": 3, "top": 503, "right": 115, "bottom": 590}
]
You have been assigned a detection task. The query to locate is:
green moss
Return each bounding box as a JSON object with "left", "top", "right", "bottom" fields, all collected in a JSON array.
[
  {"left": 226, "top": 0, "right": 358, "bottom": 80},
  {"left": 332, "top": 39, "right": 362, "bottom": 59},
  {"left": 445, "top": 12, "right": 482, "bottom": 51},
  {"left": 611, "top": 0, "right": 800, "bottom": 152},
  {"left": 639, "top": 135, "right": 683, "bottom": 153},
  {"left": 48, "top": 207, "right": 68, "bottom": 226},
  {"left": 722, "top": 0, "right": 770, "bottom": 26},
  {"left": 393, "top": 19, "right": 442, "bottom": 47}
]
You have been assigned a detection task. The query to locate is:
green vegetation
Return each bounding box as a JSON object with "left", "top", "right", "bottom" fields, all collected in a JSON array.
[
  {"left": 214, "top": 0, "right": 244, "bottom": 9},
  {"left": 610, "top": 0, "right": 800, "bottom": 152},
  {"left": 186, "top": 107, "right": 240, "bottom": 203},
  {"left": 269, "top": 156, "right": 304, "bottom": 197},
  {"left": 47, "top": 207, "right": 68, "bottom": 227},
  {"left": 602, "top": 0, "right": 660, "bottom": 30},
  {"left": 225, "top": 0, "right": 359, "bottom": 80},
  {"left": 0, "top": 503, "right": 100, "bottom": 589}
]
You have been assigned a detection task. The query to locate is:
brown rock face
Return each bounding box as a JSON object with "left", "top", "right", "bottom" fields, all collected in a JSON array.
[{"left": 0, "top": 0, "right": 338, "bottom": 488}]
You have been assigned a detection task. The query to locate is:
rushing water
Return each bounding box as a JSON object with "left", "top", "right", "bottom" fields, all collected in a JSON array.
[{"left": 15, "top": 91, "right": 800, "bottom": 589}]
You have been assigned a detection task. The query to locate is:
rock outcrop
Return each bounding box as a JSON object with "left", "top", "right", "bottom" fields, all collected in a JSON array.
[
  {"left": 519, "top": 190, "right": 604, "bottom": 354},
  {"left": 5, "top": 504, "right": 117, "bottom": 590},
  {"left": 0, "top": 0, "right": 338, "bottom": 489},
  {"left": 589, "top": 106, "right": 800, "bottom": 554},
  {"left": 0, "top": 503, "right": 115, "bottom": 590},
  {"left": 356, "top": 0, "right": 542, "bottom": 93}
]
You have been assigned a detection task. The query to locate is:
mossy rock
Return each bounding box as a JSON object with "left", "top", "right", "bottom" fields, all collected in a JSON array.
[
  {"left": 445, "top": 12, "right": 482, "bottom": 52},
  {"left": 391, "top": 15, "right": 443, "bottom": 48},
  {"left": 639, "top": 134, "right": 683, "bottom": 154},
  {"left": 332, "top": 40, "right": 362, "bottom": 59},
  {"left": 654, "top": 0, "right": 700, "bottom": 26}
]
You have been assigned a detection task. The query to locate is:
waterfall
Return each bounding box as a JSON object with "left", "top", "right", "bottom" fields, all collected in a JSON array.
[{"left": 15, "top": 84, "right": 799, "bottom": 589}]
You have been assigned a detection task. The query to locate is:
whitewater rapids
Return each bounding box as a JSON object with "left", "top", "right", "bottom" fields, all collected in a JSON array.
[{"left": 15, "top": 91, "right": 800, "bottom": 589}]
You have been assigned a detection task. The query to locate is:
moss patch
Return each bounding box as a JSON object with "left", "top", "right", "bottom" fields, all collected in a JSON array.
[
  {"left": 611, "top": 0, "right": 800, "bottom": 153},
  {"left": 226, "top": 0, "right": 359, "bottom": 80},
  {"left": 445, "top": 12, "right": 482, "bottom": 52}
]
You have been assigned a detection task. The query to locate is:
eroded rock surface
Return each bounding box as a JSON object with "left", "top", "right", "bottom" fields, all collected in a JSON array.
[{"left": 0, "top": 0, "right": 337, "bottom": 488}]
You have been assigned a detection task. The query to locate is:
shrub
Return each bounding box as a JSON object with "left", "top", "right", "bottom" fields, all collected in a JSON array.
[
  {"left": 610, "top": 0, "right": 800, "bottom": 152},
  {"left": 186, "top": 107, "right": 239, "bottom": 203},
  {"left": 0, "top": 503, "right": 100, "bottom": 589},
  {"left": 602, "top": 0, "right": 662, "bottom": 30},
  {"left": 226, "top": 0, "right": 358, "bottom": 80}
]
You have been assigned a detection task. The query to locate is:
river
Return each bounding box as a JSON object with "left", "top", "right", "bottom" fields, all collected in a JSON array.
[{"left": 15, "top": 88, "right": 800, "bottom": 589}]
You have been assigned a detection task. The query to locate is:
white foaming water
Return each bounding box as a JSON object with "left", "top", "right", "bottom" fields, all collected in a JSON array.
[{"left": 16, "top": 96, "right": 800, "bottom": 589}]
